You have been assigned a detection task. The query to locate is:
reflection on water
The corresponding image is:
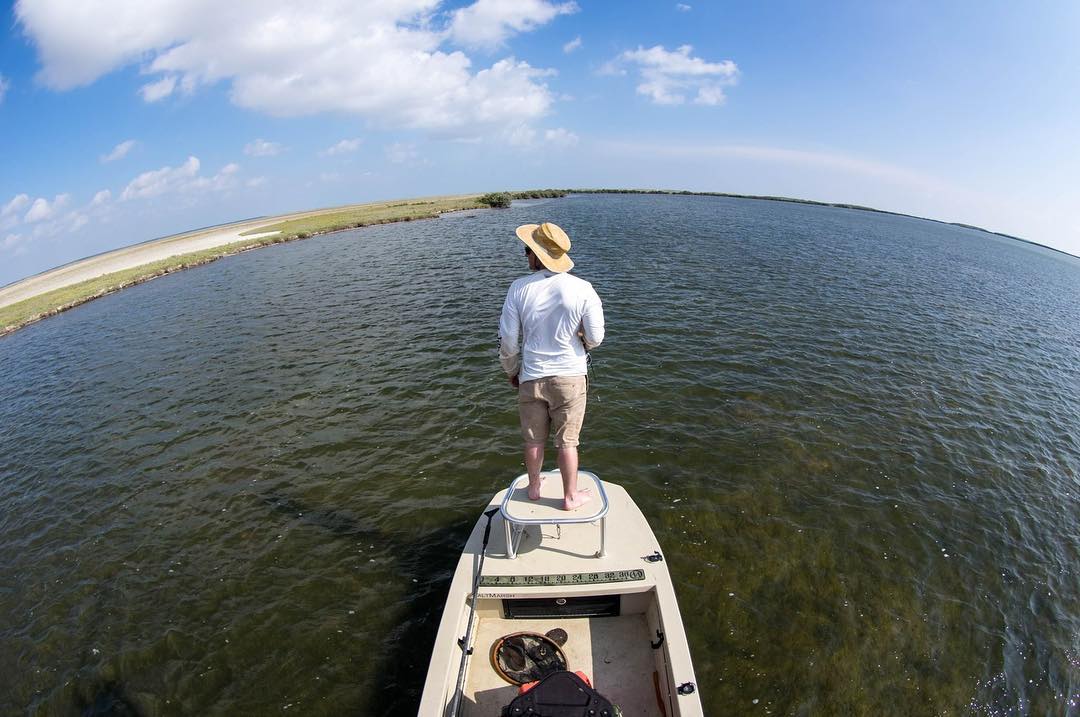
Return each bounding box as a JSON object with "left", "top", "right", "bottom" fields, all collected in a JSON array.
[{"left": 1, "top": 194, "right": 1078, "bottom": 715}]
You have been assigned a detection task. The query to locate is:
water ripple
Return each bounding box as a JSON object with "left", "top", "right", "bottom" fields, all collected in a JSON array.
[{"left": 1, "top": 194, "right": 1079, "bottom": 715}]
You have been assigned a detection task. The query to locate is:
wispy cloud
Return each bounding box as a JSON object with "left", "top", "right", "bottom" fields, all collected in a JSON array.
[
  {"left": 2, "top": 194, "right": 30, "bottom": 216},
  {"left": 0, "top": 74, "right": 9, "bottom": 104},
  {"left": 121, "top": 157, "right": 200, "bottom": 200},
  {"left": 14, "top": 191, "right": 117, "bottom": 247},
  {"left": 1, "top": 152, "right": 251, "bottom": 263},
  {"left": 544, "top": 128, "right": 579, "bottom": 147},
  {"left": 563, "top": 36, "right": 582, "bottom": 53},
  {"left": 606, "top": 44, "right": 739, "bottom": 105},
  {"left": 3, "top": 233, "right": 27, "bottom": 255},
  {"left": 24, "top": 194, "right": 71, "bottom": 223},
  {"left": 101, "top": 139, "right": 136, "bottom": 163},
  {"left": 2, "top": 194, "right": 30, "bottom": 230},
  {"left": 385, "top": 142, "right": 419, "bottom": 165},
  {"left": 497, "top": 124, "right": 580, "bottom": 149},
  {"left": 449, "top": 0, "right": 578, "bottom": 49},
  {"left": 676, "top": 3, "right": 692, "bottom": 11},
  {"left": 139, "top": 76, "right": 176, "bottom": 102},
  {"left": 320, "top": 138, "right": 362, "bottom": 157},
  {"left": 121, "top": 157, "right": 240, "bottom": 200},
  {"left": 244, "top": 139, "right": 283, "bottom": 157}
]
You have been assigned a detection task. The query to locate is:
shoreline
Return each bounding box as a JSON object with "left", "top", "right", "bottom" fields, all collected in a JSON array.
[
  {"left": 569, "top": 188, "right": 1080, "bottom": 260},
  {"left": 0, "top": 194, "right": 491, "bottom": 338},
  {"left": 2, "top": 187, "right": 1074, "bottom": 339}
]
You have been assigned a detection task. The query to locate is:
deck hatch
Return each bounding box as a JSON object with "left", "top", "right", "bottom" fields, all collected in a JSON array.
[{"left": 502, "top": 594, "right": 621, "bottom": 619}]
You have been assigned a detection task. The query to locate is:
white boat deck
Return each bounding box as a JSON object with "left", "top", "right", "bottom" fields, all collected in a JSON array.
[
  {"left": 463, "top": 614, "right": 657, "bottom": 715},
  {"left": 417, "top": 474, "right": 703, "bottom": 716}
]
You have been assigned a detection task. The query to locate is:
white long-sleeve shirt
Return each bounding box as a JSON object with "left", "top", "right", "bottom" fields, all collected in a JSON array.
[{"left": 499, "top": 270, "right": 605, "bottom": 382}]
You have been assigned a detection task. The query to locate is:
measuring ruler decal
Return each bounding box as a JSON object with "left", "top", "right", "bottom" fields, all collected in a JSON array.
[{"left": 479, "top": 569, "right": 646, "bottom": 587}]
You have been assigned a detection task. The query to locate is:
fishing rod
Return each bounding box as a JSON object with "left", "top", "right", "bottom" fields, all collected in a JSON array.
[{"left": 449, "top": 507, "right": 499, "bottom": 717}]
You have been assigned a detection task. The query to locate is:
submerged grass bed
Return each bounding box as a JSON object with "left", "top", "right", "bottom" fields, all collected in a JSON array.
[{"left": 0, "top": 194, "right": 497, "bottom": 337}]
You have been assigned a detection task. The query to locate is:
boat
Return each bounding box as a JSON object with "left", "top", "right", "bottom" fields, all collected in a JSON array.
[{"left": 419, "top": 470, "right": 703, "bottom": 716}]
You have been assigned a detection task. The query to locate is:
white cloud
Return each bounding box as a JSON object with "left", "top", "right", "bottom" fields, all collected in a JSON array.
[
  {"left": 676, "top": 3, "right": 692, "bottom": 11},
  {"left": 139, "top": 75, "right": 177, "bottom": 102},
  {"left": 119, "top": 157, "right": 240, "bottom": 200},
  {"left": 2, "top": 232, "right": 34, "bottom": 256},
  {"left": 0, "top": 159, "right": 244, "bottom": 259},
  {"left": 495, "top": 125, "right": 578, "bottom": 149},
  {"left": 28, "top": 202, "right": 103, "bottom": 241},
  {"left": 188, "top": 162, "right": 240, "bottom": 192},
  {"left": 244, "top": 138, "right": 282, "bottom": 157},
  {"left": 68, "top": 212, "right": 89, "bottom": 232},
  {"left": 449, "top": 0, "right": 578, "bottom": 48},
  {"left": 544, "top": 127, "right": 579, "bottom": 147},
  {"left": 16, "top": 0, "right": 561, "bottom": 136},
  {"left": 562, "top": 36, "right": 581, "bottom": 53},
  {"left": 2, "top": 194, "right": 30, "bottom": 228},
  {"left": 0, "top": 74, "right": 9, "bottom": 104},
  {"left": 505, "top": 124, "right": 536, "bottom": 146},
  {"left": 320, "top": 138, "right": 362, "bottom": 156},
  {"left": 24, "top": 193, "right": 70, "bottom": 223},
  {"left": 3, "top": 188, "right": 120, "bottom": 250},
  {"left": 611, "top": 44, "right": 738, "bottom": 105},
  {"left": 386, "top": 142, "right": 419, "bottom": 164},
  {"left": 101, "top": 139, "right": 136, "bottom": 163},
  {"left": 596, "top": 59, "right": 625, "bottom": 77},
  {"left": 319, "top": 171, "right": 342, "bottom": 182},
  {"left": 121, "top": 157, "right": 200, "bottom": 200},
  {"left": 3, "top": 233, "right": 26, "bottom": 251},
  {"left": 246, "top": 176, "right": 267, "bottom": 188}
]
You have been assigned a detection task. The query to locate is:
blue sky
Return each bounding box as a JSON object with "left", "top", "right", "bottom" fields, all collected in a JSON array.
[{"left": 2, "top": 0, "right": 1079, "bottom": 285}]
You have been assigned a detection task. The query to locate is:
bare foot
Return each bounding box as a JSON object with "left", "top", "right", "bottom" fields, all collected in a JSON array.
[
  {"left": 527, "top": 474, "right": 546, "bottom": 501},
  {"left": 563, "top": 488, "right": 592, "bottom": 511}
]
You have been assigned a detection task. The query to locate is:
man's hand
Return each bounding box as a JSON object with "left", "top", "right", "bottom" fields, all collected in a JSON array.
[{"left": 509, "top": 374, "right": 520, "bottom": 388}]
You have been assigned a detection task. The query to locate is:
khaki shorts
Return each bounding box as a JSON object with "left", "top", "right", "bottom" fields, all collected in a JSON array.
[{"left": 518, "top": 375, "right": 588, "bottom": 448}]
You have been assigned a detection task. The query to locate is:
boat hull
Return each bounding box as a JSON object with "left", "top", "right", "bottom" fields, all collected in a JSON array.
[{"left": 418, "top": 475, "right": 702, "bottom": 716}]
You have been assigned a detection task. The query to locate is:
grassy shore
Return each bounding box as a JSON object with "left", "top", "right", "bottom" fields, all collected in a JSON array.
[
  {"left": 0, "top": 194, "right": 495, "bottom": 338},
  {"left": 237, "top": 196, "right": 496, "bottom": 240},
  {"left": 4, "top": 185, "right": 1050, "bottom": 339}
]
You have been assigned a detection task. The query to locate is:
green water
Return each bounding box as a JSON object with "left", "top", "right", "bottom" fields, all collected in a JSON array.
[{"left": 1, "top": 194, "right": 1078, "bottom": 715}]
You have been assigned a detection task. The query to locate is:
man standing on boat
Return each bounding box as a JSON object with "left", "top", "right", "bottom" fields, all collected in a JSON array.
[{"left": 499, "top": 222, "right": 605, "bottom": 511}]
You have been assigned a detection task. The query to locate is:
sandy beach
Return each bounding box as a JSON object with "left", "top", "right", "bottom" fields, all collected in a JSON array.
[
  {"left": 0, "top": 195, "right": 488, "bottom": 336},
  {"left": 0, "top": 218, "right": 287, "bottom": 310}
]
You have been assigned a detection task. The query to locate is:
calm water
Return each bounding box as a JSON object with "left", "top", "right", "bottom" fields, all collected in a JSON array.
[{"left": 2, "top": 194, "right": 1078, "bottom": 716}]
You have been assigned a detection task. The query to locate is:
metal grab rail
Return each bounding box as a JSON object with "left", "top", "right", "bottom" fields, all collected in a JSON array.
[{"left": 499, "top": 471, "right": 610, "bottom": 559}]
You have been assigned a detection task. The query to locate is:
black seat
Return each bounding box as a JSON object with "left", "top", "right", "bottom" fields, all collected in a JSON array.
[{"left": 501, "top": 671, "right": 619, "bottom": 717}]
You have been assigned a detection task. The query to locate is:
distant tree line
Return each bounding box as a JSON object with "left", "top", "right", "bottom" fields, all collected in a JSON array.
[
  {"left": 472, "top": 188, "right": 1037, "bottom": 251},
  {"left": 478, "top": 189, "right": 568, "bottom": 208}
]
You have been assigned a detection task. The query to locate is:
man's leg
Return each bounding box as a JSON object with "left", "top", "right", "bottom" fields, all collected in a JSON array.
[
  {"left": 525, "top": 443, "right": 545, "bottom": 500},
  {"left": 518, "top": 380, "right": 550, "bottom": 501},
  {"left": 545, "top": 376, "right": 590, "bottom": 511},
  {"left": 558, "top": 445, "right": 591, "bottom": 510}
]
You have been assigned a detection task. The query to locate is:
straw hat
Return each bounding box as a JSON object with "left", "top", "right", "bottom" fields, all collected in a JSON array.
[{"left": 515, "top": 222, "right": 574, "bottom": 273}]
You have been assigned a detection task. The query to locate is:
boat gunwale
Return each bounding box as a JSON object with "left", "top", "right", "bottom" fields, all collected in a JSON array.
[{"left": 417, "top": 479, "right": 703, "bottom": 716}]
